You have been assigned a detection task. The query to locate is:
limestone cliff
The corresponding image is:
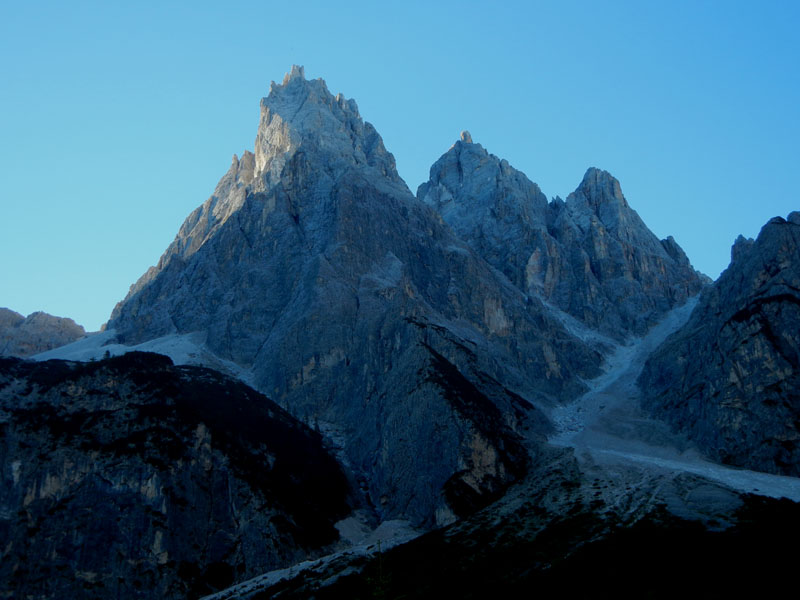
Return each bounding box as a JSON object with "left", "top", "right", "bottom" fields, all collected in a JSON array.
[
  {"left": 639, "top": 213, "right": 800, "bottom": 475},
  {"left": 418, "top": 139, "right": 706, "bottom": 339},
  {"left": 107, "top": 67, "right": 603, "bottom": 526}
]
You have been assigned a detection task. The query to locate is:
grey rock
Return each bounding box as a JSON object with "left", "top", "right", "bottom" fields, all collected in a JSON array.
[
  {"left": 107, "top": 66, "right": 603, "bottom": 526},
  {"left": 0, "top": 307, "right": 24, "bottom": 332},
  {"left": 0, "top": 308, "right": 85, "bottom": 357},
  {"left": 639, "top": 214, "right": 800, "bottom": 475},
  {"left": 418, "top": 144, "right": 707, "bottom": 339},
  {"left": 0, "top": 352, "right": 350, "bottom": 599},
  {"left": 731, "top": 234, "right": 755, "bottom": 263}
]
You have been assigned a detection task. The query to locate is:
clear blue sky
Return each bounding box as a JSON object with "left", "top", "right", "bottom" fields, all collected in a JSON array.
[{"left": 1, "top": 1, "right": 798, "bottom": 331}]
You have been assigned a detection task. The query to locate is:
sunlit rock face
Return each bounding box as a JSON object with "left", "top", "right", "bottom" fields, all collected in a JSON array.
[
  {"left": 639, "top": 213, "right": 800, "bottom": 475},
  {"left": 0, "top": 308, "right": 85, "bottom": 357},
  {"left": 418, "top": 143, "right": 706, "bottom": 340},
  {"left": 0, "top": 352, "right": 350, "bottom": 599},
  {"left": 107, "top": 67, "right": 602, "bottom": 526}
]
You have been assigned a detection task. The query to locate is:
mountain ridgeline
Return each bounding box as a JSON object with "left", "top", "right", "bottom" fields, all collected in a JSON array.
[
  {"left": 106, "top": 66, "right": 705, "bottom": 527},
  {"left": 5, "top": 66, "right": 799, "bottom": 599},
  {"left": 418, "top": 134, "right": 706, "bottom": 339},
  {"left": 0, "top": 308, "right": 85, "bottom": 357}
]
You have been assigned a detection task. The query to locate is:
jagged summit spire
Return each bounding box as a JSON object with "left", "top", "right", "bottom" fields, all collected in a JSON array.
[
  {"left": 267, "top": 64, "right": 332, "bottom": 104},
  {"left": 460, "top": 130, "right": 473, "bottom": 144},
  {"left": 282, "top": 64, "right": 305, "bottom": 84},
  {"left": 254, "top": 65, "right": 401, "bottom": 186},
  {"left": 268, "top": 64, "right": 328, "bottom": 99},
  {"left": 419, "top": 138, "right": 705, "bottom": 339}
]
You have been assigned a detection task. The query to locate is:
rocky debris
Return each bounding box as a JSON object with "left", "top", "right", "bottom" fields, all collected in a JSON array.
[
  {"left": 0, "top": 307, "right": 85, "bottom": 357},
  {"left": 106, "top": 67, "right": 603, "bottom": 526},
  {"left": 0, "top": 352, "right": 351, "bottom": 599},
  {"left": 205, "top": 446, "right": 798, "bottom": 600},
  {"left": 418, "top": 142, "right": 707, "bottom": 339},
  {"left": 639, "top": 214, "right": 800, "bottom": 475},
  {"left": 292, "top": 492, "right": 800, "bottom": 600}
]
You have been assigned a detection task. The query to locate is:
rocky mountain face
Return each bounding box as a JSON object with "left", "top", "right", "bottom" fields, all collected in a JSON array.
[
  {"left": 0, "top": 308, "right": 84, "bottom": 357},
  {"left": 639, "top": 213, "right": 800, "bottom": 475},
  {"left": 107, "top": 66, "right": 603, "bottom": 526},
  {"left": 12, "top": 65, "right": 798, "bottom": 599},
  {"left": 418, "top": 139, "right": 706, "bottom": 339},
  {"left": 0, "top": 352, "right": 350, "bottom": 599}
]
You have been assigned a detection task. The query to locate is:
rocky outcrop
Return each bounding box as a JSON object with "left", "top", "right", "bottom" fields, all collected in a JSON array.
[
  {"left": 418, "top": 141, "right": 706, "bottom": 339},
  {"left": 206, "top": 446, "right": 793, "bottom": 600},
  {"left": 107, "top": 67, "right": 603, "bottom": 526},
  {"left": 639, "top": 213, "right": 800, "bottom": 475},
  {"left": 0, "top": 308, "right": 85, "bottom": 357},
  {"left": 0, "top": 352, "right": 350, "bottom": 599}
]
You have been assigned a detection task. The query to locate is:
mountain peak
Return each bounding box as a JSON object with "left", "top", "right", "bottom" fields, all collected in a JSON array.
[
  {"left": 269, "top": 65, "right": 310, "bottom": 94},
  {"left": 255, "top": 66, "right": 400, "bottom": 186},
  {"left": 419, "top": 141, "right": 705, "bottom": 338},
  {"left": 576, "top": 167, "right": 627, "bottom": 207},
  {"left": 282, "top": 64, "right": 305, "bottom": 84}
]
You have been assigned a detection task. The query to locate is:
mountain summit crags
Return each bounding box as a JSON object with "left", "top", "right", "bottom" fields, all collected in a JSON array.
[
  {"left": 6, "top": 66, "right": 798, "bottom": 600},
  {"left": 107, "top": 67, "right": 607, "bottom": 526}
]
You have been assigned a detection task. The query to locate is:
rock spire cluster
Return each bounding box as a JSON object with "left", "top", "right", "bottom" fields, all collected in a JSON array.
[
  {"left": 108, "top": 66, "right": 605, "bottom": 525},
  {"left": 5, "top": 65, "right": 798, "bottom": 599}
]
